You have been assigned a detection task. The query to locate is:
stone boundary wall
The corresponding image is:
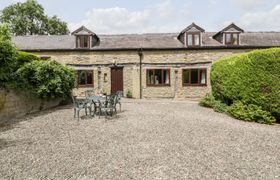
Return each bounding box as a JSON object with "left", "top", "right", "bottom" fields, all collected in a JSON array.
[{"left": 0, "top": 89, "right": 61, "bottom": 125}]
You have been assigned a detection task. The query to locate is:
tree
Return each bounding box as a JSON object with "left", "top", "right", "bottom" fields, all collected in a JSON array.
[
  {"left": 0, "top": 24, "right": 18, "bottom": 86},
  {"left": 47, "top": 16, "right": 69, "bottom": 35},
  {"left": 0, "top": 0, "right": 69, "bottom": 36}
]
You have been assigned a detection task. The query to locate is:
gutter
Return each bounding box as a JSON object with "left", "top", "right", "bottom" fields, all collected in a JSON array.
[
  {"left": 138, "top": 48, "right": 143, "bottom": 99},
  {"left": 19, "top": 45, "right": 280, "bottom": 52}
]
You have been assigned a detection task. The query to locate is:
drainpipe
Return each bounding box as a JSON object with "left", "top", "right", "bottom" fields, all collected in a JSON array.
[{"left": 138, "top": 48, "right": 143, "bottom": 99}]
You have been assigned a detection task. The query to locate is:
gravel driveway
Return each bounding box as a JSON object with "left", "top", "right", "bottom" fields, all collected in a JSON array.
[{"left": 0, "top": 99, "right": 279, "bottom": 179}]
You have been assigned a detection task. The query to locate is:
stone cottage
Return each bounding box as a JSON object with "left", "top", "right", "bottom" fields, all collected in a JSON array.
[{"left": 12, "top": 23, "right": 280, "bottom": 99}]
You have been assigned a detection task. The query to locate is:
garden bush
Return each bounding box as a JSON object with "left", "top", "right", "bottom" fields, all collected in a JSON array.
[
  {"left": 211, "top": 48, "right": 280, "bottom": 122},
  {"left": 16, "top": 60, "right": 75, "bottom": 99},
  {"left": 228, "top": 101, "right": 276, "bottom": 124},
  {"left": 199, "top": 93, "right": 228, "bottom": 113},
  {"left": 16, "top": 51, "right": 40, "bottom": 68},
  {"left": 199, "top": 93, "right": 215, "bottom": 108},
  {"left": 0, "top": 24, "right": 75, "bottom": 100}
]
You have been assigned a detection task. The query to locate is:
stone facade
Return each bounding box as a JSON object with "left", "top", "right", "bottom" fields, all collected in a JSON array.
[
  {"left": 0, "top": 89, "right": 61, "bottom": 124},
  {"left": 31, "top": 49, "right": 251, "bottom": 99}
]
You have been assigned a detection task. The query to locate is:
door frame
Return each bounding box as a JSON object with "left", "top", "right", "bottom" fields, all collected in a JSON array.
[{"left": 110, "top": 66, "right": 124, "bottom": 94}]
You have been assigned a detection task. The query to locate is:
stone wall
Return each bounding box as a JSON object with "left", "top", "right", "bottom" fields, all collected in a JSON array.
[
  {"left": 0, "top": 89, "right": 61, "bottom": 124},
  {"left": 31, "top": 49, "right": 252, "bottom": 99}
]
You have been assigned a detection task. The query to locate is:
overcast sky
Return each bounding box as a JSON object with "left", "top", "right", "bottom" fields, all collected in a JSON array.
[{"left": 0, "top": 0, "right": 279, "bottom": 34}]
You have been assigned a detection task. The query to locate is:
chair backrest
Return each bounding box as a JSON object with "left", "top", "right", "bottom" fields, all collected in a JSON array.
[
  {"left": 72, "top": 96, "right": 78, "bottom": 107},
  {"left": 106, "top": 94, "right": 117, "bottom": 108},
  {"left": 116, "top": 91, "right": 123, "bottom": 97},
  {"left": 85, "top": 90, "right": 94, "bottom": 98},
  {"left": 115, "top": 91, "right": 122, "bottom": 103}
]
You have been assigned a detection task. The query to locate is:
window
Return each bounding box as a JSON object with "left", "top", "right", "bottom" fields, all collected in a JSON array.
[
  {"left": 186, "top": 33, "right": 200, "bottom": 47},
  {"left": 183, "top": 69, "right": 207, "bottom": 86},
  {"left": 147, "top": 69, "right": 170, "bottom": 86},
  {"left": 225, "top": 33, "right": 239, "bottom": 45},
  {"left": 76, "top": 35, "right": 90, "bottom": 48},
  {"left": 77, "top": 70, "right": 93, "bottom": 87}
]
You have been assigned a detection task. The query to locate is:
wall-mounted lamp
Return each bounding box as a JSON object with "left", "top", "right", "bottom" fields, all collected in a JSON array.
[{"left": 104, "top": 73, "right": 108, "bottom": 82}]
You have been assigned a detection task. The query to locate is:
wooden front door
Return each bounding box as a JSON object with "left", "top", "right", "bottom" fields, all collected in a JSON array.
[{"left": 111, "top": 67, "right": 123, "bottom": 94}]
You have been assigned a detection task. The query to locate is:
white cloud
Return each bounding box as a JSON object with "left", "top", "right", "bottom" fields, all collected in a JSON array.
[
  {"left": 238, "top": 4, "right": 280, "bottom": 31},
  {"left": 231, "top": 0, "right": 266, "bottom": 9},
  {"left": 69, "top": 1, "right": 192, "bottom": 34}
]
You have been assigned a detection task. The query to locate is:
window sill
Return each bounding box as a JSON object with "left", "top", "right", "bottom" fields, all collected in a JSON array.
[
  {"left": 75, "top": 47, "right": 91, "bottom": 49},
  {"left": 183, "top": 84, "right": 207, "bottom": 87},
  {"left": 147, "top": 84, "right": 171, "bottom": 87},
  {"left": 77, "top": 85, "right": 94, "bottom": 88}
]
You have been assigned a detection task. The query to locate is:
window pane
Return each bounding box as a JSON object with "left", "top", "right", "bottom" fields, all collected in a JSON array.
[
  {"left": 225, "top": 34, "right": 231, "bottom": 44},
  {"left": 78, "top": 71, "right": 86, "bottom": 85},
  {"left": 77, "top": 36, "right": 82, "bottom": 48},
  {"left": 154, "top": 69, "right": 162, "bottom": 84},
  {"left": 233, "top": 34, "right": 238, "bottom": 45},
  {"left": 191, "top": 69, "right": 198, "bottom": 84},
  {"left": 194, "top": 34, "right": 200, "bottom": 46},
  {"left": 183, "top": 70, "right": 190, "bottom": 84},
  {"left": 163, "top": 70, "right": 169, "bottom": 84},
  {"left": 86, "top": 71, "right": 93, "bottom": 85},
  {"left": 84, "top": 36, "right": 89, "bottom": 47},
  {"left": 147, "top": 70, "right": 154, "bottom": 84},
  {"left": 188, "top": 34, "right": 193, "bottom": 46},
  {"left": 200, "top": 69, "right": 206, "bottom": 84}
]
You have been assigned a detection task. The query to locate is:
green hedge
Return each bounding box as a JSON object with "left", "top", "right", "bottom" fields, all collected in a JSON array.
[
  {"left": 0, "top": 24, "right": 75, "bottom": 100},
  {"left": 16, "top": 51, "right": 40, "bottom": 68},
  {"left": 210, "top": 48, "right": 280, "bottom": 122},
  {"left": 16, "top": 60, "right": 75, "bottom": 99}
]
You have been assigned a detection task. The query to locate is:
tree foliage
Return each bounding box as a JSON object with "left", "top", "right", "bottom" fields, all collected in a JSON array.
[
  {"left": 0, "top": 24, "right": 18, "bottom": 85},
  {"left": 0, "top": 0, "right": 69, "bottom": 35}
]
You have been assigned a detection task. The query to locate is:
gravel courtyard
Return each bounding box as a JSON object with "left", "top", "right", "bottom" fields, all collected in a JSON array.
[{"left": 0, "top": 99, "right": 279, "bottom": 179}]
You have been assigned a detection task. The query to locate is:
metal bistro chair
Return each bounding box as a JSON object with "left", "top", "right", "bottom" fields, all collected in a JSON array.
[
  {"left": 115, "top": 91, "right": 123, "bottom": 112},
  {"left": 85, "top": 90, "right": 94, "bottom": 98},
  {"left": 72, "top": 96, "right": 92, "bottom": 121},
  {"left": 98, "top": 94, "right": 118, "bottom": 119},
  {"left": 85, "top": 90, "right": 95, "bottom": 116}
]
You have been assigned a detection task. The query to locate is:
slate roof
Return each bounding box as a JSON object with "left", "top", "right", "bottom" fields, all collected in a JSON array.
[{"left": 12, "top": 32, "right": 280, "bottom": 51}]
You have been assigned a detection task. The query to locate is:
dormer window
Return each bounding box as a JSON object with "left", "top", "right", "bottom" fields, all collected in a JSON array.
[
  {"left": 177, "top": 23, "right": 205, "bottom": 48},
  {"left": 187, "top": 33, "right": 200, "bottom": 47},
  {"left": 76, "top": 35, "right": 90, "bottom": 48},
  {"left": 213, "top": 23, "right": 244, "bottom": 46},
  {"left": 72, "top": 26, "right": 100, "bottom": 49},
  {"left": 225, "top": 33, "right": 239, "bottom": 45}
]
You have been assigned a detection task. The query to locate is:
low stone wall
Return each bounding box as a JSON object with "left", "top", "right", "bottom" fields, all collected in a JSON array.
[{"left": 0, "top": 89, "right": 61, "bottom": 125}]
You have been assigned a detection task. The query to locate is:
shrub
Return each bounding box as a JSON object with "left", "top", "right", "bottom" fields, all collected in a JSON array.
[
  {"left": 199, "top": 93, "right": 215, "bottom": 108},
  {"left": 16, "top": 60, "right": 75, "bottom": 99},
  {"left": 16, "top": 51, "right": 40, "bottom": 68},
  {"left": 213, "top": 100, "right": 228, "bottom": 113},
  {"left": 211, "top": 48, "right": 280, "bottom": 121},
  {"left": 126, "top": 90, "right": 132, "bottom": 98},
  {"left": 228, "top": 101, "right": 276, "bottom": 124},
  {"left": 199, "top": 93, "right": 228, "bottom": 113}
]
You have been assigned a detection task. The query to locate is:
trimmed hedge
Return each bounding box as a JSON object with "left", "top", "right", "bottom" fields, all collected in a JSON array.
[{"left": 210, "top": 48, "right": 280, "bottom": 122}]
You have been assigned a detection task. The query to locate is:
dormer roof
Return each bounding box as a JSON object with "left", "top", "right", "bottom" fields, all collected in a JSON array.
[
  {"left": 178, "top": 22, "right": 205, "bottom": 37},
  {"left": 71, "top": 26, "right": 96, "bottom": 36},
  {"left": 213, "top": 23, "right": 244, "bottom": 38}
]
